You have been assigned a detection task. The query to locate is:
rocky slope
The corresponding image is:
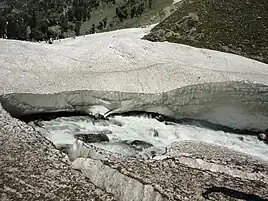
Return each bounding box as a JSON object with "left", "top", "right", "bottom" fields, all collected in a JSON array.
[
  {"left": 69, "top": 140, "right": 268, "bottom": 200},
  {"left": 0, "top": 104, "right": 116, "bottom": 200},
  {"left": 143, "top": 0, "right": 268, "bottom": 64}
]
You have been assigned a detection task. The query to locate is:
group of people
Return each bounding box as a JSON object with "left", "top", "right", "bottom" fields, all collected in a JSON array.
[{"left": 44, "top": 37, "right": 54, "bottom": 44}]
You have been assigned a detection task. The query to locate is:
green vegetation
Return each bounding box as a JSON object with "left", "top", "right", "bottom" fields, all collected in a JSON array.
[
  {"left": 0, "top": 0, "right": 114, "bottom": 40},
  {"left": 143, "top": 0, "right": 268, "bottom": 64},
  {"left": 0, "top": 0, "right": 175, "bottom": 41}
]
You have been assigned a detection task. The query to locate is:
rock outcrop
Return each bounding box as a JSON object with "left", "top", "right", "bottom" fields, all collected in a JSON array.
[
  {"left": 68, "top": 140, "right": 268, "bottom": 201},
  {"left": 75, "top": 133, "right": 110, "bottom": 143},
  {"left": 0, "top": 104, "right": 116, "bottom": 201}
]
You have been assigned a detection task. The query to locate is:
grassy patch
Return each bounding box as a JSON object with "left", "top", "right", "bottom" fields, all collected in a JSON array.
[{"left": 143, "top": 0, "right": 268, "bottom": 64}]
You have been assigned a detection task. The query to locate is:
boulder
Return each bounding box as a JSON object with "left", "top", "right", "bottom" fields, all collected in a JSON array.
[
  {"left": 33, "top": 120, "right": 44, "bottom": 127},
  {"left": 149, "top": 128, "right": 159, "bottom": 137},
  {"left": 129, "top": 140, "right": 153, "bottom": 151},
  {"left": 75, "top": 133, "right": 109, "bottom": 143},
  {"left": 155, "top": 114, "right": 165, "bottom": 122},
  {"left": 257, "top": 133, "right": 268, "bottom": 145},
  {"left": 94, "top": 113, "right": 108, "bottom": 120}
]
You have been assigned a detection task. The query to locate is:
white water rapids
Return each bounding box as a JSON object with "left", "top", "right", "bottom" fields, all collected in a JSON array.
[{"left": 39, "top": 114, "right": 268, "bottom": 161}]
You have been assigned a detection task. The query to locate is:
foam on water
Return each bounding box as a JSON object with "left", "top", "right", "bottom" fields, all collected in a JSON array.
[{"left": 40, "top": 115, "right": 268, "bottom": 160}]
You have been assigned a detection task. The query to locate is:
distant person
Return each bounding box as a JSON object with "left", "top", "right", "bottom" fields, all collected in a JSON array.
[{"left": 49, "top": 38, "right": 53, "bottom": 44}]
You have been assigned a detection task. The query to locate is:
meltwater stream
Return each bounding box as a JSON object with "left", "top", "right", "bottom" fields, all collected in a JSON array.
[{"left": 39, "top": 115, "right": 268, "bottom": 160}]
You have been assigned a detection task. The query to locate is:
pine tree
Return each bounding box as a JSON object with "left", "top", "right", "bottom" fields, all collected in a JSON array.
[
  {"left": 148, "top": 0, "right": 152, "bottom": 9},
  {"left": 103, "top": 17, "right": 107, "bottom": 28},
  {"left": 75, "top": 21, "right": 81, "bottom": 36},
  {"left": 97, "top": 21, "right": 103, "bottom": 30},
  {"left": 131, "top": 6, "right": 136, "bottom": 18},
  {"left": 0, "top": 16, "right": 7, "bottom": 38},
  {"left": 90, "top": 23, "right": 95, "bottom": 34},
  {"left": 67, "top": 8, "right": 74, "bottom": 22}
]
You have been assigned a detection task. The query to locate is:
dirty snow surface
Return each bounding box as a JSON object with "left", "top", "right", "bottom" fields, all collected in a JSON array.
[
  {"left": 1, "top": 25, "right": 268, "bottom": 94},
  {"left": 1, "top": 25, "right": 268, "bottom": 160}
]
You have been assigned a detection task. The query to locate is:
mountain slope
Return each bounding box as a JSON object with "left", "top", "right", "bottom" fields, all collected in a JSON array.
[
  {"left": 0, "top": 0, "right": 178, "bottom": 41},
  {"left": 143, "top": 0, "right": 268, "bottom": 64}
]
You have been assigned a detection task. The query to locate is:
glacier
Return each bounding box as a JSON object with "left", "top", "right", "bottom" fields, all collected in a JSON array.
[{"left": 1, "top": 25, "right": 268, "bottom": 159}]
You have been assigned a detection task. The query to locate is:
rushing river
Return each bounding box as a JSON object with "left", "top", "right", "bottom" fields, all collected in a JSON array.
[{"left": 38, "top": 114, "right": 268, "bottom": 160}]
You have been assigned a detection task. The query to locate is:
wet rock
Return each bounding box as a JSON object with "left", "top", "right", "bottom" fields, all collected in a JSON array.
[
  {"left": 257, "top": 133, "right": 268, "bottom": 144},
  {"left": 155, "top": 114, "right": 165, "bottom": 122},
  {"left": 151, "top": 150, "right": 157, "bottom": 158},
  {"left": 55, "top": 144, "right": 70, "bottom": 154},
  {"left": 258, "top": 133, "right": 267, "bottom": 141},
  {"left": 93, "top": 113, "right": 108, "bottom": 120},
  {"left": 26, "top": 121, "right": 35, "bottom": 127},
  {"left": 129, "top": 140, "right": 153, "bottom": 151},
  {"left": 75, "top": 133, "right": 109, "bottom": 143},
  {"left": 33, "top": 120, "right": 44, "bottom": 127},
  {"left": 149, "top": 128, "right": 159, "bottom": 137},
  {"left": 148, "top": 113, "right": 153, "bottom": 119},
  {"left": 164, "top": 121, "right": 177, "bottom": 126}
]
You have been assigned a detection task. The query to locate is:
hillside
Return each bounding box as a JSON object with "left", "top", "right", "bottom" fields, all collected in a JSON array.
[
  {"left": 143, "top": 0, "right": 268, "bottom": 64},
  {"left": 0, "top": 0, "right": 178, "bottom": 41}
]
